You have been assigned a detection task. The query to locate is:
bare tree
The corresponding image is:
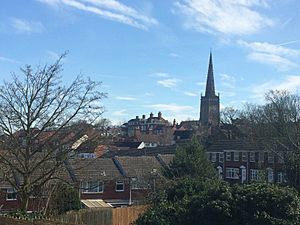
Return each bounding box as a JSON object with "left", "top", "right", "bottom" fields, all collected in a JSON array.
[
  {"left": 220, "top": 107, "right": 238, "bottom": 125},
  {"left": 240, "top": 90, "right": 300, "bottom": 189},
  {"left": 0, "top": 54, "right": 106, "bottom": 211}
]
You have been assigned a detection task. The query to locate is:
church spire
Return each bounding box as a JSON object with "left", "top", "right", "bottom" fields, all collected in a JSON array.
[{"left": 205, "top": 52, "right": 216, "bottom": 97}]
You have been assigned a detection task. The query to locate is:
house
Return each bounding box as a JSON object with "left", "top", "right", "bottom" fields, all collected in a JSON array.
[
  {"left": 0, "top": 154, "right": 174, "bottom": 211},
  {"left": 206, "top": 139, "right": 285, "bottom": 184},
  {"left": 122, "top": 112, "right": 174, "bottom": 146}
]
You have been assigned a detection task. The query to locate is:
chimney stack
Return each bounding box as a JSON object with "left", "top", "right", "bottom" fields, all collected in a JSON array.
[{"left": 158, "top": 111, "right": 162, "bottom": 119}]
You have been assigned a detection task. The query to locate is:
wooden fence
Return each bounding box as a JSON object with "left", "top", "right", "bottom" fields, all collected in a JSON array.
[{"left": 56, "top": 205, "right": 147, "bottom": 225}]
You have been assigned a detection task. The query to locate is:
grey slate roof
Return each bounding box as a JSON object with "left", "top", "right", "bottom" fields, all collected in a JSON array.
[
  {"left": 102, "top": 145, "right": 176, "bottom": 158},
  {"left": 206, "top": 139, "right": 262, "bottom": 152},
  {"left": 69, "top": 158, "right": 123, "bottom": 181},
  {"left": 115, "top": 156, "right": 164, "bottom": 178}
]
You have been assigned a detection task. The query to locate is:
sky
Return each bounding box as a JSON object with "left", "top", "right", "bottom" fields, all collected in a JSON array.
[{"left": 1, "top": 0, "right": 300, "bottom": 125}]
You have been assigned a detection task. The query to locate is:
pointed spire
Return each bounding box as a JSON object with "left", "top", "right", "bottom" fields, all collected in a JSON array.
[{"left": 205, "top": 51, "right": 216, "bottom": 97}]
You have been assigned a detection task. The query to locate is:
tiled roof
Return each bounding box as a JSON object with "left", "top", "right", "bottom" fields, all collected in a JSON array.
[
  {"left": 69, "top": 158, "right": 123, "bottom": 181},
  {"left": 157, "top": 154, "right": 174, "bottom": 166},
  {"left": 115, "top": 156, "right": 163, "bottom": 178},
  {"left": 206, "top": 139, "right": 262, "bottom": 152},
  {"left": 101, "top": 145, "right": 176, "bottom": 157}
]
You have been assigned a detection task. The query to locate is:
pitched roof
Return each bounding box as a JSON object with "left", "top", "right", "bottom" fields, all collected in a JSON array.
[
  {"left": 101, "top": 145, "right": 176, "bottom": 158},
  {"left": 115, "top": 156, "right": 163, "bottom": 178},
  {"left": 206, "top": 139, "right": 261, "bottom": 152},
  {"left": 69, "top": 158, "right": 123, "bottom": 181}
]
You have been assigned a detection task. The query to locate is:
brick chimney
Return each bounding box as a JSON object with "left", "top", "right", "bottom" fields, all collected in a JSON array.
[{"left": 158, "top": 111, "right": 162, "bottom": 119}]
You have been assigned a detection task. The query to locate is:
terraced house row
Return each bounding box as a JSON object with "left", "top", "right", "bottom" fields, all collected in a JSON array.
[
  {"left": 206, "top": 139, "right": 285, "bottom": 184},
  {"left": 0, "top": 154, "right": 174, "bottom": 212}
]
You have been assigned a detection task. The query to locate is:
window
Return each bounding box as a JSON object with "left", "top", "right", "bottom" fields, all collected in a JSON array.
[
  {"left": 226, "top": 168, "right": 239, "bottom": 179},
  {"left": 234, "top": 152, "right": 239, "bottom": 161},
  {"left": 219, "top": 153, "right": 224, "bottom": 163},
  {"left": 78, "top": 153, "right": 96, "bottom": 158},
  {"left": 6, "top": 188, "right": 17, "bottom": 200},
  {"left": 211, "top": 153, "right": 216, "bottom": 162},
  {"left": 277, "top": 152, "right": 284, "bottom": 164},
  {"left": 249, "top": 152, "right": 255, "bottom": 162},
  {"left": 277, "top": 172, "right": 284, "bottom": 183},
  {"left": 242, "top": 152, "right": 248, "bottom": 162},
  {"left": 131, "top": 177, "right": 148, "bottom": 190},
  {"left": 250, "top": 169, "right": 261, "bottom": 181},
  {"left": 267, "top": 168, "right": 274, "bottom": 183},
  {"left": 115, "top": 181, "right": 125, "bottom": 192},
  {"left": 268, "top": 152, "right": 274, "bottom": 163},
  {"left": 131, "top": 177, "right": 139, "bottom": 190},
  {"left": 259, "top": 152, "right": 264, "bottom": 162},
  {"left": 226, "top": 152, "right": 232, "bottom": 161},
  {"left": 81, "top": 181, "right": 104, "bottom": 193}
]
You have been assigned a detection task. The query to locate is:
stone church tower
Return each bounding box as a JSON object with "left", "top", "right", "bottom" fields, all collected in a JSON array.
[{"left": 200, "top": 52, "right": 220, "bottom": 126}]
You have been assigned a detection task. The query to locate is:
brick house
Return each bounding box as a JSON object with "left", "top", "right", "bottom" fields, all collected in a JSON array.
[
  {"left": 206, "top": 139, "right": 285, "bottom": 184},
  {"left": 122, "top": 112, "right": 174, "bottom": 146},
  {"left": 0, "top": 154, "right": 174, "bottom": 211}
]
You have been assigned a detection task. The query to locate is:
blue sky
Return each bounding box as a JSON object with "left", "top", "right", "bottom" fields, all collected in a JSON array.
[{"left": 1, "top": 0, "right": 300, "bottom": 124}]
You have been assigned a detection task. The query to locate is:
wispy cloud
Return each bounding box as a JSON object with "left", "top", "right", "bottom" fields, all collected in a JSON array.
[
  {"left": 170, "top": 53, "right": 180, "bottom": 58},
  {"left": 0, "top": 56, "right": 20, "bottom": 64},
  {"left": 238, "top": 40, "right": 300, "bottom": 70},
  {"left": 38, "top": 0, "right": 157, "bottom": 29},
  {"left": 251, "top": 75, "right": 300, "bottom": 100},
  {"left": 157, "top": 78, "right": 181, "bottom": 88},
  {"left": 220, "top": 73, "right": 236, "bottom": 89},
  {"left": 113, "top": 109, "right": 127, "bottom": 116},
  {"left": 174, "top": 0, "right": 274, "bottom": 36},
  {"left": 115, "top": 96, "right": 137, "bottom": 101},
  {"left": 11, "top": 18, "right": 44, "bottom": 34},
  {"left": 196, "top": 82, "right": 205, "bottom": 86},
  {"left": 184, "top": 91, "right": 198, "bottom": 97},
  {"left": 278, "top": 39, "right": 300, "bottom": 46},
  {"left": 145, "top": 103, "right": 194, "bottom": 113},
  {"left": 144, "top": 92, "right": 154, "bottom": 96},
  {"left": 46, "top": 50, "right": 61, "bottom": 60},
  {"left": 154, "top": 72, "right": 169, "bottom": 78}
]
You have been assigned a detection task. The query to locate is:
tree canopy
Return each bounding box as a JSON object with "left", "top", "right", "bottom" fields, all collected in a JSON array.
[
  {"left": 165, "top": 137, "right": 217, "bottom": 180},
  {"left": 136, "top": 179, "right": 300, "bottom": 225}
]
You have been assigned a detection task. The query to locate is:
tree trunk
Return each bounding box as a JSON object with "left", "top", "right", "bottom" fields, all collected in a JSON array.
[{"left": 19, "top": 192, "right": 29, "bottom": 212}]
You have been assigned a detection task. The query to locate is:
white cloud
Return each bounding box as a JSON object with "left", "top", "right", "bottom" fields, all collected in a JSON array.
[
  {"left": 11, "top": 18, "right": 44, "bottom": 34},
  {"left": 238, "top": 40, "right": 300, "bottom": 70},
  {"left": 184, "top": 91, "right": 198, "bottom": 97},
  {"left": 157, "top": 78, "right": 181, "bottom": 88},
  {"left": 113, "top": 109, "right": 127, "bottom": 116},
  {"left": 220, "top": 73, "right": 236, "bottom": 89},
  {"left": 38, "top": 0, "right": 157, "bottom": 29},
  {"left": 238, "top": 40, "right": 300, "bottom": 57},
  {"left": 170, "top": 53, "right": 180, "bottom": 57},
  {"left": 251, "top": 75, "right": 300, "bottom": 100},
  {"left": 154, "top": 72, "right": 169, "bottom": 78},
  {"left": 46, "top": 50, "right": 60, "bottom": 60},
  {"left": 115, "top": 96, "right": 136, "bottom": 101},
  {"left": 174, "top": 0, "right": 274, "bottom": 36},
  {"left": 0, "top": 56, "right": 20, "bottom": 64},
  {"left": 144, "top": 92, "right": 154, "bottom": 96},
  {"left": 145, "top": 103, "right": 194, "bottom": 113},
  {"left": 196, "top": 82, "right": 205, "bottom": 86}
]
